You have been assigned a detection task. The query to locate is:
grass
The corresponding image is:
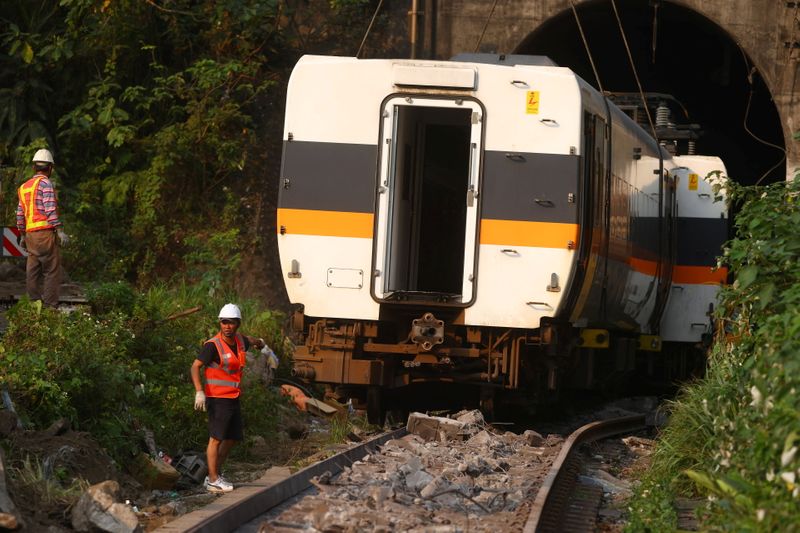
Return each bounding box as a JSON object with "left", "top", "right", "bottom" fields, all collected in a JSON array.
[{"left": 9, "top": 456, "right": 88, "bottom": 508}]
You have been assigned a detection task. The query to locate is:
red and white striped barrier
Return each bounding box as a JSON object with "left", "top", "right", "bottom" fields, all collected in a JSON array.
[{"left": 3, "top": 228, "right": 27, "bottom": 257}]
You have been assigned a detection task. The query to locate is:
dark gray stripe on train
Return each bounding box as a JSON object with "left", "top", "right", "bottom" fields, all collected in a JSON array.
[
  {"left": 676, "top": 217, "right": 729, "bottom": 266},
  {"left": 630, "top": 216, "right": 729, "bottom": 265},
  {"left": 480, "top": 151, "right": 579, "bottom": 223},
  {"left": 630, "top": 217, "right": 660, "bottom": 260},
  {"left": 279, "top": 141, "right": 378, "bottom": 213}
]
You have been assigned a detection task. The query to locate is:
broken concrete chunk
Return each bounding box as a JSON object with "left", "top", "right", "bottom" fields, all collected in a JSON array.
[
  {"left": 522, "top": 429, "right": 544, "bottom": 447},
  {"left": 400, "top": 455, "right": 423, "bottom": 475},
  {"left": 128, "top": 453, "right": 179, "bottom": 490},
  {"left": 406, "top": 412, "right": 466, "bottom": 442},
  {"left": 405, "top": 469, "right": 434, "bottom": 492},
  {"left": 466, "top": 430, "right": 493, "bottom": 447},
  {"left": 454, "top": 409, "right": 485, "bottom": 426},
  {"left": 457, "top": 457, "right": 492, "bottom": 477},
  {"left": 592, "top": 469, "right": 632, "bottom": 491},
  {"left": 419, "top": 475, "right": 450, "bottom": 499},
  {"left": 579, "top": 471, "right": 632, "bottom": 497},
  {"left": 71, "top": 481, "right": 141, "bottom": 533},
  {"left": 367, "top": 485, "right": 393, "bottom": 510}
]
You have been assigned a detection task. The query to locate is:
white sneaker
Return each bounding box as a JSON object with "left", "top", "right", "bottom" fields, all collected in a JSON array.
[{"left": 204, "top": 475, "right": 233, "bottom": 493}]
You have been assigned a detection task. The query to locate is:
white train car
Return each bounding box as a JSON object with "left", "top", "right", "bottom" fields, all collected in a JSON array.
[{"left": 277, "top": 54, "right": 727, "bottom": 421}]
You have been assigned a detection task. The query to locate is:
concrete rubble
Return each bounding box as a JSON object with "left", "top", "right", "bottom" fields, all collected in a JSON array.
[
  {"left": 269, "top": 410, "right": 560, "bottom": 531},
  {"left": 71, "top": 480, "right": 141, "bottom": 533}
]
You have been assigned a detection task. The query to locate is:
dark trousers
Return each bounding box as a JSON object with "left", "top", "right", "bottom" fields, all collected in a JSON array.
[{"left": 25, "top": 230, "right": 61, "bottom": 307}]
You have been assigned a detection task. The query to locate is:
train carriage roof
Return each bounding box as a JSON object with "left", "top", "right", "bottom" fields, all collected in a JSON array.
[{"left": 450, "top": 53, "right": 559, "bottom": 67}]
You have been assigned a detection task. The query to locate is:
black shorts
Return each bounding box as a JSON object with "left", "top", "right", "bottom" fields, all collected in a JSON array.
[{"left": 206, "top": 397, "right": 243, "bottom": 441}]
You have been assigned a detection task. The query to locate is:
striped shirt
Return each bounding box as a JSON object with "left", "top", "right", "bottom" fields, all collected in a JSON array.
[{"left": 16, "top": 174, "right": 62, "bottom": 231}]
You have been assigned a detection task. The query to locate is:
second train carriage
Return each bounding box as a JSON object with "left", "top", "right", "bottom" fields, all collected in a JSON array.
[{"left": 277, "top": 54, "right": 728, "bottom": 420}]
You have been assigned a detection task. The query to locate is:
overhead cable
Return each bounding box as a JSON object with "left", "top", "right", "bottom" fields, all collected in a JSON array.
[
  {"left": 736, "top": 45, "right": 787, "bottom": 184},
  {"left": 474, "top": 0, "right": 501, "bottom": 53},
  {"left": 357, "top": 0, "right": 385, "bottom": 58},
  {"left": 569, "top": 1, "right": 604, "bottom": 94},
  {"left": 610, "top": 0, "right": 658, "bottom": 142}
]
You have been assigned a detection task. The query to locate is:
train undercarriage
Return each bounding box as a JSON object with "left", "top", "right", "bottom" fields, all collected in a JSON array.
[{"left": 289, "top": 308, "right": 709, "bottom": 424}]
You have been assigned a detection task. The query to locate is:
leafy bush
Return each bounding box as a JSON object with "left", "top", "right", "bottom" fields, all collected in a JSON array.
[
  {"left": 0, "top": 300, "right": 140, "bottom": 449},
  {"left": 627, "top": 177, "right": 800, "bottom": 531},
  {"left": 85, "top": 281, "right": 136, "bottom": 316},
  {"left": 0, "top": 283, "right": 288, "bottom": 463}
]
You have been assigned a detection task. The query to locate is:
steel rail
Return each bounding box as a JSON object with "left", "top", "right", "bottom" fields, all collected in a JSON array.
[
  {"left": 156, "top": 426, "right": 407, "bottom": 532},
  {"left": 523, "top": 414, "right": 646, "bottom": 533}
]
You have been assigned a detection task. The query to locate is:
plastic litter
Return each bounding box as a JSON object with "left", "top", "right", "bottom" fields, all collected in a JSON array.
[{"left": 173, "top": 454, "right": 208, "bottom": 485}]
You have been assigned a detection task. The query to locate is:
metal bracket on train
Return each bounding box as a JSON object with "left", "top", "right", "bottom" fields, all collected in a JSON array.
[
  {"left": 578, "top": 328, "right": 610, "bottom": 349},
  {"left": 638, "top": 335, "right": 662, "bottom": 352},
  {"left": 411, "top": 312, "right": 444, "bottom": 351}
]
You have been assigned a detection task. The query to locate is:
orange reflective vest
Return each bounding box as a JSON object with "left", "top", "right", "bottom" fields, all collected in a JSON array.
[
  {"left": 18, "top": 175, "right": 54, "bottom": 232},
  {"left": 203, "top": 332, "right": 246, "bottom": 399}
]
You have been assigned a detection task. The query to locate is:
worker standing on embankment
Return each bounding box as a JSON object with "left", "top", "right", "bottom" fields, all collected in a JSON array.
[
  {"left": 190, "top": 303, "right": 267, "bottom": 493},
  {"left": 16, "top": 148, "right": 69, "bottom": 308}
]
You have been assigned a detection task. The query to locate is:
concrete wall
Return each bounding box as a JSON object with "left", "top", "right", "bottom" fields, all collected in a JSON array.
[{"left": 428, "top": 0, "right": 799, "bottom": 178}]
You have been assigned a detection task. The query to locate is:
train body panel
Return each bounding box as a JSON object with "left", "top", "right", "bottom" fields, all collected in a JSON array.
[
  {"left": 661, "top": 155, "right": 729, "bottom": 342},
  {"left": 277, "top": 54, "right": 729, "bottom": 417}
]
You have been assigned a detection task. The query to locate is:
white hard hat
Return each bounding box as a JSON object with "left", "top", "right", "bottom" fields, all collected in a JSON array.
[
  {"left": 32, "top": 149, "right": 54, "bottom": 165},
  {"left": 218, "top": 303, "right": 242, "bottom": 320}
]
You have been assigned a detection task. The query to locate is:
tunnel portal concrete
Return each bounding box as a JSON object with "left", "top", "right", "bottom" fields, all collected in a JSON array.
[{"left": 422, "top": 0, "right": 796, "bottom": 184}]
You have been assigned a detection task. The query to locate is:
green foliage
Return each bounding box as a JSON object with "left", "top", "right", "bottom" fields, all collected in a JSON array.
[
  {"left": 0, "top": 0, "right": 401, "bottom": 287},
  {"left": 0, "top": 300, "right": 140, "bottom": 443},
  {"left": 0, "top": 284, "right": 288, "bottom": 463},
  {"left": 85, "top": 280, "right": 136, "bottom": 316},
  {"left": 627, "top": 176, "right": 800, "bottom": 531},
  {"left": 0, "top": 0, "right": 399, "bottom": 475},
  {"left": 184, "top": 228, "right": 242, "bottom": 296},
  {"left": 626, "top": 475, "right": 679, "bottom": 532}
]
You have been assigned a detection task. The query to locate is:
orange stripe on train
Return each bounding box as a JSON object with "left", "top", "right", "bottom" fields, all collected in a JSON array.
[
  {"left": 479, "top": 219, "right": 579, "bottom": 248},
  {"left": 277, "top": 208, "right": 374, "bottom": 238},
  {"left": 630, "top": 257, "right": 727, "bottom": 284},
  {"left": 672, "top": 265, "right": 728, "bottom": 284}
]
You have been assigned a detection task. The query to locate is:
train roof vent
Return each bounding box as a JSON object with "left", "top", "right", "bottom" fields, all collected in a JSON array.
[{"left": 450, "top": 53, "right": 559, "bottom": 67}]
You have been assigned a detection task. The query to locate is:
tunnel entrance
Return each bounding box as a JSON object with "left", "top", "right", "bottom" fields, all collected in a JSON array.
[{"left": 514, "top": 0, "right": 785, "bottom": 185}]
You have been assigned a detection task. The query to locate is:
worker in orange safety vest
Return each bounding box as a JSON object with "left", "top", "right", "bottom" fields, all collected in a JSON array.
[
  {"left": 16, "top": 149, "right": 69, "bottom": 307},
  {"left": 190, "top": 303, "right": 269, "bottom": 493}
]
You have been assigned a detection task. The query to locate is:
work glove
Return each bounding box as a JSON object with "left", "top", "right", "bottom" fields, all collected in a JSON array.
[
  {"left": 57, "top": 229, "right": 70, "bottom": 247},
  {"left": 194, "top": 390, "right": 206, "bottom": 411},
  {"left": 16, "top": 233, "right": 25, "bottom": 250}
]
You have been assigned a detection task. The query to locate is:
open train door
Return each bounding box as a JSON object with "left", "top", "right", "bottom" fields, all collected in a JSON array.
[{"left": 372, "top": 96, "right": 483, "bottom": 305}]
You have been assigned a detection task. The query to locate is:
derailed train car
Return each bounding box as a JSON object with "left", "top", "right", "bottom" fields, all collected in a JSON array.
[{"left": 277, "top": 54, "right": 728, "bottom": 421}]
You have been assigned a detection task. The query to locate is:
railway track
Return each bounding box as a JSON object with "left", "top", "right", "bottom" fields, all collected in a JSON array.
[
  {"left": 155, "top": 413, "right": 647, "bottom": 532},
  {"left": 524, "top": 414, "right": 646, "bottom": 532}
]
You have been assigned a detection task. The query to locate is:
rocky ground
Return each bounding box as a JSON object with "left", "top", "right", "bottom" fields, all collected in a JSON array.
[
  {"left": 588, "top": 433, "right": 656, "bottom": 531},
  {"left": 0, "top": 400, "right": 366, "bottom": 532},
  {"left": 266, "top": 410, "right": 558, "bottom": 532},
  {"left": 0, "top": 401, "right": 662, "bottom": 533}
]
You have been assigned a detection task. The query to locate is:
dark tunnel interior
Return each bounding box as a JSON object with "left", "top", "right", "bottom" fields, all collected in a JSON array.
[{"left": 513, "top": 0, "right": 786, "bottom": 185}]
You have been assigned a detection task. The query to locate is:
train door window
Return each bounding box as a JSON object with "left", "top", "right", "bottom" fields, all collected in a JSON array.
[{"left": 373, "top": 97, "right": 482, "bottom": 304}]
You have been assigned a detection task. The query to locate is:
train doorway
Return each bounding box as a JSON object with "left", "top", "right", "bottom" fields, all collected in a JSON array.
[{"left": 373, "top": 98, "right": 483, "bottom": 304}]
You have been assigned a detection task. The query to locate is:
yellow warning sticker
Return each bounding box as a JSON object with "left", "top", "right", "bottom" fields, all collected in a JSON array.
[
  {"left": 688, "top": 173, "right": 699, "bottom": 191},
  {"left": 526, "top": 91, "right": 540, "bottom": 114}
]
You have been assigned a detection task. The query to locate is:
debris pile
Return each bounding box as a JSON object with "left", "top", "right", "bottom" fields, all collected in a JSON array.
[{"left": 270, "top": 410, "right": 560, "bottom": 531}]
